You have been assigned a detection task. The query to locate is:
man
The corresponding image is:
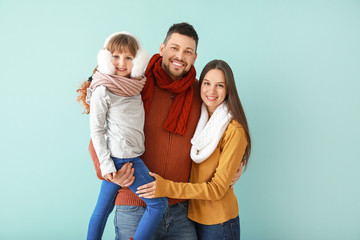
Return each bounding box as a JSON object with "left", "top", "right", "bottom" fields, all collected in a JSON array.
[{"left": 90, "top": 22, "right": 201, "bottom": 239}]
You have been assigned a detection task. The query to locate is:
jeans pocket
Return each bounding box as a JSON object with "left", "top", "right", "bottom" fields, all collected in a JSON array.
[{"left": 116, "top": 205, "right": 140, "bottom": 212}]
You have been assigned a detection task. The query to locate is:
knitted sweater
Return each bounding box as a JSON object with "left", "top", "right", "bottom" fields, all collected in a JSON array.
[
  {"left": 154, "top": 120, "right": 248, "bottom": 225},
  {"left": 89, "top": 82, "right": 202, "bottom": 205}
]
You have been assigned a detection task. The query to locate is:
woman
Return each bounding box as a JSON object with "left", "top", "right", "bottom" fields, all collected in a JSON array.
[{"left": 136, "top": 59, "right": 251, "bottom": 240}]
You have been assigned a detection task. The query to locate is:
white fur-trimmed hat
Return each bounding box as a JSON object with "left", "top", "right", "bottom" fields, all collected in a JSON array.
[{"left": 97, "top": 32, "right": 149, "bottom": 78}]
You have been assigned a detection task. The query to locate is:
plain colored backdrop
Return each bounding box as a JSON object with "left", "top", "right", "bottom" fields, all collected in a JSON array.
[{"left": 0, "top": 0, "right": 359, "bottom": 239}]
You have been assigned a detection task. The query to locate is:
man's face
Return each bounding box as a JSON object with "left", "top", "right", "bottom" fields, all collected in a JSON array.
[{"left": 159, "top": 33, "right": 197, "bottom": 80}]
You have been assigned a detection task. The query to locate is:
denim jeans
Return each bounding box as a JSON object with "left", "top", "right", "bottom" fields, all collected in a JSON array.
[
  {"left": 195, "top": 216, "right": 240, "bottom": 240},
  {"left": 115, "top": 201, "right": 197, "bottom": 240},
  {"left": 87, "top": 157, "right": 168, "bottom": 240}
]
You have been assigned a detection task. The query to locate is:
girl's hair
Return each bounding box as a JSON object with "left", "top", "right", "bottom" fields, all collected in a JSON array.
[
  {"left": 76, "top": 34, "right": 139, "bottom": 114},
  {"left": 199, "top": 60, "right": 251, "bottom": 168}
]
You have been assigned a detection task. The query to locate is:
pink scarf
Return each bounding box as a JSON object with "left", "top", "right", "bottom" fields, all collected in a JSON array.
[{"left": 90, "top": 71, "right": 146, "bottom": 97}]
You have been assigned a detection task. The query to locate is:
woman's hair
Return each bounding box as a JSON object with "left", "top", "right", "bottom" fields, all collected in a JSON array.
[
  {"left": 199, "top": 60, "right": 251, "bottom": 168},
  {"left": 77, "top": 34, "right": 139, "bottom": 114}
]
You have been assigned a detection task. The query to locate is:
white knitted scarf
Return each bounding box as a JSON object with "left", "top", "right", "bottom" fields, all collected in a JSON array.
[{"left": 190, "top": 102, "right": 232, "bottom": 163}]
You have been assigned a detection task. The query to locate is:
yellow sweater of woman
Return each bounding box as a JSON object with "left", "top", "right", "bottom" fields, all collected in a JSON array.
[{"left": 154, "top": 120, "right": 248, "bottom": 225}]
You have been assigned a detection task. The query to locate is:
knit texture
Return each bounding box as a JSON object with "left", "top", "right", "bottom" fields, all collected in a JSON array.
[
  {"left": 141, "top": 54, "right": 196, "bottom": 135},
  {"left": 191, "top": 102, "right": 232, "bottom": 163},
  {"left": 154, "top": 120, "right": 248, "bottom": 225},
  {"left": 90, "top": 71, "right": 146, "bottom": 97}
]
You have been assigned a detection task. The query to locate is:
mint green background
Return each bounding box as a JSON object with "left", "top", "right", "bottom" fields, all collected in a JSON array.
[{"left": 1, "top": 0, "right": 359, "bottom": 239}]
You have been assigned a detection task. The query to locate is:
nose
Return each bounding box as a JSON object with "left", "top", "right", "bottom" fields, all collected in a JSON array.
[
  {"left": 208, "top": 85, "right": 216, "bottom": 94},
  {"left": 175, "top": 51, "right": 184, "bottom": 61},
  {"left": 117, "top": 56, "right": 125, "bottom": 66}
]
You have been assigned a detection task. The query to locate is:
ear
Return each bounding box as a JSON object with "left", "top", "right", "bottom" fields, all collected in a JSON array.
[
  {"left": 159, "top": 43, "right": 165, "bottom": 56},
  {"left": 192, "top": 52, "right": 198, "bottom": 65}
]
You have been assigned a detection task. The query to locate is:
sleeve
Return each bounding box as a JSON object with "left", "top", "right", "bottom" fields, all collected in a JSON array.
[
  {"left": 154, "top": 125, "right": 247, "bottom": 201},
  {"left": 89, "top": 139, "right": 104, "bottom": 180},
  {"left": 89, "top": 87, "right": 116, "bottom": 177}
]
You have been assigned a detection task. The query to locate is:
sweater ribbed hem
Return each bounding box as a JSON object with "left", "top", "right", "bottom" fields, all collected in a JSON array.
[{"left": 115, "top": 189, "right": 185, "bottom": 206}]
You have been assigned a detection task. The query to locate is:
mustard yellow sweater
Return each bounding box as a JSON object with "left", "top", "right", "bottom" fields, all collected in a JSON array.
[{"left": 154, "top": 120, "right": 248, "bottom": 225}]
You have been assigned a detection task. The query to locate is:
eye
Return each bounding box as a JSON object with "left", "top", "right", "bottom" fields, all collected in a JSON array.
[
  {"left": 126, "top": 56, "right": 133, "bottom": 60},
  {"left": 203, "top": 82, "right": 210, "bottom": 86},
  {"left": 217, "top": 84, "right": 224, "bottom": 88},
  {"left": 171, "top": 47, "right": 178, "bottom": 50},
  {"left": 112, "top": 55, "right": 119, "bottom": 59},
  {"left": 186, "top": 50, "right": 193, "bottom": 55}
]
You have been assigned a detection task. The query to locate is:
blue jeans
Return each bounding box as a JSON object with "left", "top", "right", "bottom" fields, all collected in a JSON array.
[
  {"left": 195, "top": 216, "right": 240, "bottom": 240},
  {"left": 87, "top": 157, "right": 168, "bottom": 240},
  {"left": 115, "top": 201, "right": 197, "bottom": 240}
]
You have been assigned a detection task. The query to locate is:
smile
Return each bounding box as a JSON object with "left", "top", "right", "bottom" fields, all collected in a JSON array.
[
  {"left": 206, "top": 96, "right": 218, "bottom": 101},
  {"left": 171, "top": 60, "right": 185, "bottom": 68}
]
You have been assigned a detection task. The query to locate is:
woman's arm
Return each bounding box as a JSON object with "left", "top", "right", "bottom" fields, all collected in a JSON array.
[{"left": 137, "top": 124, "right": 247, "bottom": 201}]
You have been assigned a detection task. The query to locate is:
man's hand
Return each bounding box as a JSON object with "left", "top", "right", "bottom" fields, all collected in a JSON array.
[
  {"left": 104, "top": 172, "right": 116, "bottom": 181},
  {"left": 230, "top": 162, "right": 244, "bottom": 188},
  {"left": 110, "top": 162, "right": 135, "bottom": 187}
]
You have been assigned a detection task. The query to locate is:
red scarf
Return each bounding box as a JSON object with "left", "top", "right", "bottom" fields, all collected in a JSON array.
[{"left": 142, "top": 54, "right": 196, "bottom": 135}]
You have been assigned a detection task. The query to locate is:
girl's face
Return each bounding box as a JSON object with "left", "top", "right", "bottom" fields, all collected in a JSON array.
[
  {"left": 112, "top": 47, "right": 135, "bottom": 77},
  {"left": 201, "top": 69, "right": 227, "bottom": 114}
]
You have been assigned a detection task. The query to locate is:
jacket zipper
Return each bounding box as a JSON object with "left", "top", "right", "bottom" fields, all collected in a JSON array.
[{"left": 164, "top": 92, "right": 174, "bottom": 177}]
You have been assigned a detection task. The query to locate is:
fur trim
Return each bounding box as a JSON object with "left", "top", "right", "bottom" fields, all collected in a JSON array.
[
  {"left": 97, "top": 49, "right": 115, "bottom": 75},
  {"left": 98, "top": 32, "right": 149, "bottom": 77},
  {"left": 103, "top": 31, "right": 140, "bottom": 48},
  {"left": 131, "top": 47, "right": 149, "bottom": 78}
]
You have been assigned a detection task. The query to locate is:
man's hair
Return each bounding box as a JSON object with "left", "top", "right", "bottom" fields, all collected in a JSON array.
[{"left": 163, "top": 22, "right": 199, "bottom": 51}]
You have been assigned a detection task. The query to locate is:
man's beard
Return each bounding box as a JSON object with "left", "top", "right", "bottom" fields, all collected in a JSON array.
[{"left": 162, "top": 60, "right": 188, "bottom": 80}]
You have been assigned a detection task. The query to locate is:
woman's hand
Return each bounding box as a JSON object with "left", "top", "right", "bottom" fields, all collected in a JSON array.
[
  {"left": 110, "top": 162, "right": 135, "bottom": 187},
  {"left": 136, "top": 172, "right": 158, "bottom": 198}
]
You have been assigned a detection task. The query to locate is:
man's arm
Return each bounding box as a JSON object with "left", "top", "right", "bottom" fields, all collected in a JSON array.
[
  {"left": 230, "top": 162, "right": 244, "bottom": 189},
  {"left": 89, "top": 139, "right": 105, "bottom": 180},
  {"left": 89, "top": 139, "right": 135, "bottom": 186}
]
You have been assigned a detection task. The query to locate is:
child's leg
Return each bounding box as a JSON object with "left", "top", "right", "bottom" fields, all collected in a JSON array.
[
  {"left": 127, "top": 157, "right": 168, "bottom": 240},
  {"left": 87, "top": 180, "right": 121, "bottom": 240}
]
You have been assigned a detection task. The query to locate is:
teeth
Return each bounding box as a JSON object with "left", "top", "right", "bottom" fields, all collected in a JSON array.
[{"left": 172, "top": 62, "right": 183, "bottom": 67}]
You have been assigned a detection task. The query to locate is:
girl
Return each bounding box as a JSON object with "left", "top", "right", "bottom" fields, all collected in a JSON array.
[
  {"left": 135, "top": 60, "right": 251, "bottom": 240},
  {"left": 77, "top": 32, "right": 168, "bottom": 240}
]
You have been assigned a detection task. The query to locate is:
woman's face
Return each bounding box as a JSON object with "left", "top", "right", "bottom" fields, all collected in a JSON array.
[
  {"left": 112, "top": 47, "right": 134, "bottom": 77},
  {"left": 201, "top": 69, "right": 227, "bottom": 114}
]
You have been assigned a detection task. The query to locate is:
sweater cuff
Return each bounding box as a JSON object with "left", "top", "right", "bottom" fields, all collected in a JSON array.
[
  {"left": 154, "top": 175, "right": 168, "bottom": 198},
  {"left": 100, "top": 160, "right": 117, "bottom": 177}
]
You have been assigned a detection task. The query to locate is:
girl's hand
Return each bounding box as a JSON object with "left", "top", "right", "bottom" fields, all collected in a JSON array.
[
  {"left": 136, "top": 172, "right": 158, "bottom": 198},
  {"left": 104, "top": 172, "right": 116, "bottom": 181}
]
